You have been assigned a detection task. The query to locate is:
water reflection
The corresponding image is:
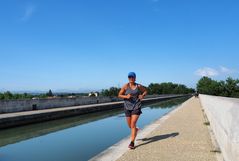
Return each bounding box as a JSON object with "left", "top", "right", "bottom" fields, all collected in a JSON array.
[
  {"left": 0, "top": 109, "right": 123, "bottom": 147},
  {"left": 0, "top": 97, "right": 189, "bottom": 161},
  {"left": 0, "top": 97, "right": 189, "bottom": 148}
]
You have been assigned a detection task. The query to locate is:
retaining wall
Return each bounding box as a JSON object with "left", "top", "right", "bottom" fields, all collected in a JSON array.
[
  {"left": 0, "top": 95, "right": 189, "bottom": 129},
  {"left": 199, "top": 94, "right": 239, "bottom": 161}
]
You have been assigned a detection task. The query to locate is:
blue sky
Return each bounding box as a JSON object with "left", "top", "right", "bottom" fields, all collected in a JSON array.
[{"left": 0, "top": 0, "right": 239, "bottom": 92}]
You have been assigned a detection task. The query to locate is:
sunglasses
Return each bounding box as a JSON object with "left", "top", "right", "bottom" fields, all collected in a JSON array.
[{"left": 128, "top": 76, "right": 135, "bottom": 79}]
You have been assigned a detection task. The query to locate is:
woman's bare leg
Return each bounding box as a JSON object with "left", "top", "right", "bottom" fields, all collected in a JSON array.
[
  {"left": 126, "top": 116, "right": 131, "bottom": 128},
  {"left": 130, "top": 114, "right": 140, "bottom": 142}
]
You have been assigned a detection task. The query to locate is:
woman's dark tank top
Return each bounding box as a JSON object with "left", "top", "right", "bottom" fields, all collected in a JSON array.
[{"left": 124, "top": 83, "right": 142, "bottom": 110}]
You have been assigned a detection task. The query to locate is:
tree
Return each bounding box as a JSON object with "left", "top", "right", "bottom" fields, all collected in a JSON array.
[
  {"left": 197, "top": 77, "right": 220, "bottom": 95},
  {"left": 160, "top": 82, "right": 175, "bottom": 94},
  {"left": 46, "top": 89, "right": 54, "bottom": 97},
  {"left": 196, "top": 76, "right": 239, "bottom": 98},
  {"left": 101, "top": 87, "right": 121, "bottom": 97},
  {"left": 148, "top": 83, "right": 162, "bottom": 95},
  {"left": 148, "top": 82, "right": 194, "bottom": 95},
  {"left": 174, "top": 84, "right": 187, "bottom": 94},
  {"left": 224, "top": 77, "right": 239, "bottom": 97},
  {"left": 0, "top": 93, "right": 4, "bottom": 100},
  {"left": 3, "top": 91, "right": 13, "bottom": 100}
]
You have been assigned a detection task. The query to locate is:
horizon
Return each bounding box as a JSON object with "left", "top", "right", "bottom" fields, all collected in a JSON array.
[
  {"left": 1, "top": 0, "right": 239, "bottom": 92},
  {"left": 0, "top": 80, "right": 195, "bottom": 93}
]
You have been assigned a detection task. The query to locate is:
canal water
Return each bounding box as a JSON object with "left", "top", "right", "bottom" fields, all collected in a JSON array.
[{"left": 0, "top": 97, "right": 189, "bottom": 161}]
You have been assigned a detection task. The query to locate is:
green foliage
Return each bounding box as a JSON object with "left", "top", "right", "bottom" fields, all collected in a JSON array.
[
  {"left": 101, "top": 87, "right": 121, "bottom": 97},
  {"left": 0, "top": 90, "right": 89, "bottom": 100},
  {"left": 3, "top": 91, "right": 13, "bottom": 100},
  {"left": 46, "top": 89, "right": 54, "bottom": 97},
  {"left": 147, "top": 83, "right": 162, "bottom": 94},
  {"left": 224, "top": 77, "right": 239, "bottom": 97},
  {"left": 197, "top": 76, "right": 239, "bottom": 98},
  {"left": 0, "top": 91, "right": 34, "bottom": 100},
  {"left": 197, "top": 77, "right": 220, "bottom": 95},
  {"left": 0, "top": 82, "right": 194, "bottom": 100},
  {"left": 148, "top": 82, "right": 194, "bottom": 95},
  {"left": 0, "top": 93, "right": 4, "bottom": 100},
  {"left": 101, "top": 82, "right": 194, "bottom": 97}
]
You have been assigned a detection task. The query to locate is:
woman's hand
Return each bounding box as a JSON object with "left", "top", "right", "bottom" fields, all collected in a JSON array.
[
  {"left": 138, "top": 95, "right": 145, "bottom": 101},
  {"left": 125, "top": 94, "right": 132, "bottom": 99},
  {"left": 138, "top": 84, "right": 147, "bottom": 101}
]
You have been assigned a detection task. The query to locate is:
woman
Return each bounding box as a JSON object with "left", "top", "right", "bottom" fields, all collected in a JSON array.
[{"left": 118, "top": 72, "right": 147, "bottom": 149}]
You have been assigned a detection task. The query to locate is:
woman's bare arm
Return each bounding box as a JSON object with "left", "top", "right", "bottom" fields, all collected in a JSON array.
[
  {"left": 138, "top": 84, "right": 148, "bottom": 100},
  {"left": 118, "top": 84, "right": 131, "bottom": 99}
]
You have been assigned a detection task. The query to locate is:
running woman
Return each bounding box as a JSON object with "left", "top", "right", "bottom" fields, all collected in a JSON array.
[{"left": 118, "top": 72, "right": 147, "bottom": 149}]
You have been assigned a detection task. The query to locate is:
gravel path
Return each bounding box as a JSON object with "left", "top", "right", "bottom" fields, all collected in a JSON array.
[{"left": 117, "top": 97, "right": 217, "bottom": 161}]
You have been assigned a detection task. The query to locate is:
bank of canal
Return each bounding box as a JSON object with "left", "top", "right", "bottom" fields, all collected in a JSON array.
[{"left": 0, "top": 97, "right": 190, "bottom": 161}]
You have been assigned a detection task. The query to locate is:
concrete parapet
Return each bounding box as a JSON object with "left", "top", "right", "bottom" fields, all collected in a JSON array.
[{"left": 200, "top": 94, "right": 239, "bottom": 161}]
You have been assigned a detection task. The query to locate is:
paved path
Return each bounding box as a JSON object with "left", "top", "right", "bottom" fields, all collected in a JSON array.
[{"left": 117, "top": 97, "right": 217, "bottom": 161}]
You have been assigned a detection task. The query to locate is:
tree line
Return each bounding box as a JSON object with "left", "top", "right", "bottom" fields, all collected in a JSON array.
[
  {"left": 0, "top": 90, "right": 54, "bottom": 100},
  {"left": 147, "top": 82, "right": 194, "bottom": 95},
  {"left": 0, "top": 90, "right": 87, "bottom": 100},
  {"left": 101, "top": 82, "right": 195, "bottom": 97},
  {"left": 197, "top": 76, "right": 239, "bottom": 98},
  {"left": 2, "top": 77, "right": 238, "bottom": 100}
]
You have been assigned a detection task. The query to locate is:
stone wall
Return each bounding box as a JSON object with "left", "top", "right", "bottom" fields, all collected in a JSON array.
[
  {"left": 0, "top": 95, "right": 188, "bottom": 129},
  {"left": 199, "top": 94, "right": 239, "bottom": 161},
  {"left": 0, "top": 96, "right": 120, "bottom": 113},
  {"left": 0, "top": 94, "right": 166, "bottom": 113}
]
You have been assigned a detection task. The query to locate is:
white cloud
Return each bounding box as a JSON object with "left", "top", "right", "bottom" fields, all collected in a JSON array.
[
  {"left": 20, "top": 4, "right": 36, "bottom": 22},
  {"left": 195, "top": 66, "right": 237, "bottom": 77},
  {"left": 220, "top": 66, "right": 235, "bottom": 74},
  {"left": 195, "top": 67, "right": 219, "bottom": 77}
]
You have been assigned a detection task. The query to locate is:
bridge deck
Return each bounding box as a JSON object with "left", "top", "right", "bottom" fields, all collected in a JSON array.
[{"left": 117, "top": 97, "right": 217, "bottom": 161}]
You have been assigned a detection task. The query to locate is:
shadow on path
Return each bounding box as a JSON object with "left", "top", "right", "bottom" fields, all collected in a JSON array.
[{"left": 135, "top": 132, "right": 179, "bottom": 148}]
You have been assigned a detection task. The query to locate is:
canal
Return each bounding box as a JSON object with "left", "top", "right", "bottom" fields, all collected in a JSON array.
[{"left": 0, "top": 97, "right": 189, "bottom": 161}]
